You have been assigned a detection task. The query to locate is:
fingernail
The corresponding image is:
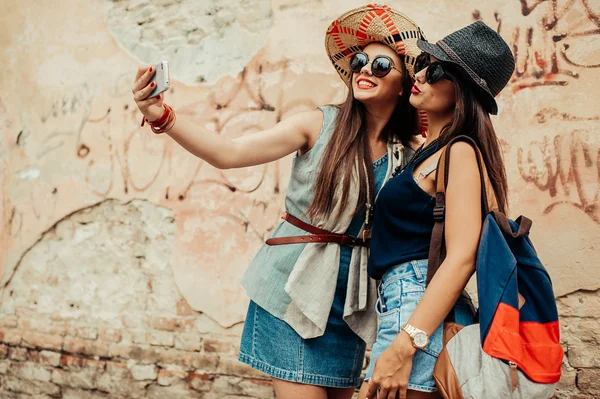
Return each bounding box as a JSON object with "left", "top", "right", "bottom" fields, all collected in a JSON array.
[
  {"left": 150, "top": 82, "right": 155, "bottom": 87},
  {"left": 149, "top": 67, "right": 153, "bottom": 73}
]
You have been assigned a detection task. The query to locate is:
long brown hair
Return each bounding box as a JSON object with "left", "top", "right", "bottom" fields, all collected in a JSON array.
[
  {"left": 306, "top": 59, "right": 419, "bottom": 221},
  {"left": 438, "top": 67, "right": 509, "bottom": 213}
]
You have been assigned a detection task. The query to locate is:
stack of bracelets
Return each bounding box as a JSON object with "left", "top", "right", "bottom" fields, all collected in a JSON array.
[{"left": 140, "top": 103, "right": 176, "bottom": 134}]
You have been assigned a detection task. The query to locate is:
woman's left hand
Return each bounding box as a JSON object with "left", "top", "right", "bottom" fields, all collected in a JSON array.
[{"left": 366, "top": 332, "right": 417, "bottom": 399}]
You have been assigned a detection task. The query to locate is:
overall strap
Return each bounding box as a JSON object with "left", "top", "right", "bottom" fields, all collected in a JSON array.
[{"left": 414, "top": 160, "right": 439, "bottom": 182}]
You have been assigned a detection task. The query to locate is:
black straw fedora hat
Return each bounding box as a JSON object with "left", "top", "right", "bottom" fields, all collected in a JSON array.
[{"left": 417, "top": 21, "right": 515, "bottom": 114}]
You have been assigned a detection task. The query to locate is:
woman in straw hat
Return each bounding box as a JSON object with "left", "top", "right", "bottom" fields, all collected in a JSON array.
[
  {"left": 132, "top": 4, "right": 426, "bottom": 398},
  {"left": 359, "top": 21, "right": 515, "bottom": 399}
]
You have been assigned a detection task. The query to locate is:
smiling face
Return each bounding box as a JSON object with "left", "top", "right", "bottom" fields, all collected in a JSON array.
[
  {"left": 409, "top": 55, "right": 456, "bottom": 115},
  {"left": 351, "top": 42, "right": 405, "bottom": 106}
]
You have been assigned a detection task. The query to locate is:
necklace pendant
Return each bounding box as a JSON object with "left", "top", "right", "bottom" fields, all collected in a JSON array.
[{"left": 362, "top": 229, "right": 371, "bottom": 241}]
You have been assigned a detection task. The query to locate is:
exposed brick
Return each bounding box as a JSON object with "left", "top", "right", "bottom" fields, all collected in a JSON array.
[
  {"left": 240, "top": 378, "right": 275, "bottom": 398},
  {"left": 9, "top": 361, "right": 53, "bottom": 382},
  {"left": 203, "top": 337, "right": 238, "bottom": 354},
  {"left": 557, "top": 290, "right": 600, "bottom": 318},
  {"left": 100, "top": 328, "right": 123, "bottom": 343},
  {"left": 52, "top": 368, "right": 92, "bottom": 390},
  {"left": 73, "top": 326, "right": 98, "bottom": 340},
  {"left": 157, "top": 348, "right": 219, "bottom": 372},
  {"left": 27, "top": 349, "right": 40, "bottom": 362},
  {"left": 109, "top": 343, "right": 161, "bottom": 364},
  {"left": 52, "top": 358, "right": 105, "bottom": 391},
  {"left": 0, "top": 328, "right": 22, "bottom": 345},
  {"left": 0, "top": 390, "right": 21, "bottom": 399},
  {"left": 129, "top": 329, "right": 147, "bottom": 344},
  {"left": 556, "top": 365, "right": 577, "bottom": 391},
  {"left": 19, "top": 314, "right": 69, "bottom": 336},
  {"left": 8, "top": 347, "right": 28, "bottom": 361},
  {"left": 0, "top": 315, "right": 18, "bottom": 328},
  {"left": 561, "top": 318, "right": 600, "bottom": 346},
  {"left": 0, "top": 344, "right": 7, "bottom": 359},
  {"left": 62, "top": 388, "right": 113, "bottom": 399},
  {"left": 146, "top": 315, "right": 194, "bottom": 332},
  {"left": 148, "top": 330, "right": 175, "bottom": 347},
  {"left": 60, "top": 354, "right": 86, "bottom": 370},
  {"left": 211, "top": 375, "right": 274, "bottom": 397},
  {"left": 568, "top": 345, "right": 600, "bottom": 368},
  {"left": 157, "top": 368, "right": 187, "bottom": 386},
  {"left": 130, "top": 364, "right": 158, "bottom": 380},
  {"left": 0, "top": 375, "right": 61, "bottom": 396},
  {"left": 106, "top": 360, "right": 129, "bottom": 375},
  {"left": 96, "top": 371, "right": 148, "bottom": 398},
  {"left": 121, "top": 313, "right": 144, "bottom": 329},
  {"left": 147, "top": 380, "right": 204, "bottom": 399},
  {"left": 217, "top": 356, "right": 269, "bottom": 378},
  {"left": 174, "top": 332, "right": 201, "bottom": 352},
  {"left": 64, "top": 356, "right": 104, "bottom": 371},
  {"left": 578, "top": 369, "right": 600, "bottom": 396},
  {"left": 38, "top": 350, "right": 62, "bottom": 367},
  {"left": 0, "top": 359, "right": 10, "bottom": 374},
  {"left": 64, "top": 336, "right": 109, "bottom": 357},
  {"left": 22, "top": 331, "right": 63, "bottom": 351},
  {"left": 189, "top": 372, "right": 215, "bottom": 392}
]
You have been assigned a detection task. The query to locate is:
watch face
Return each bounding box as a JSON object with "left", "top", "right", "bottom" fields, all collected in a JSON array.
[{"left": 413, "top": 332, "right": 429, "bottom": 348}]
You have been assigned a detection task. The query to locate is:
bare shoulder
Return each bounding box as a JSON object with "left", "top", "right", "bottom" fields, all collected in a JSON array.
[{"left": 447, "top": 141, "right": 478, "bottom": 170}]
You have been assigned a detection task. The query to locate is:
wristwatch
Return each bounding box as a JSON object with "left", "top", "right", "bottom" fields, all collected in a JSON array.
[{"left": 402, "top": 324, "right": 430, "bottom": 349}]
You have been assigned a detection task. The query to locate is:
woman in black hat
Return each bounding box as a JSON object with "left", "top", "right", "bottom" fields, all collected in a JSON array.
[{"left": 360, "top": 21, "right": 515, "bottom": 399}]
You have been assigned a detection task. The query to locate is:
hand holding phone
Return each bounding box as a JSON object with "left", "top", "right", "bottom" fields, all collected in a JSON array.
[{"left": 146, "top": 61, "right": 170, "bottom": 99}]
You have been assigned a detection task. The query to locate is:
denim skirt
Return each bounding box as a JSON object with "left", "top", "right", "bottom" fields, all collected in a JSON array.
[
  {"left": 365, "top": 259, "right": 475, "bottom": 392},
  {"left": 238, "top": 246, "right": 366, "bottom": 388}
]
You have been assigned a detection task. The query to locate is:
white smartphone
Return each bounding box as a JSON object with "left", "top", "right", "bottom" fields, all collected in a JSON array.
[{"left": 147, "top": 60, "right": 170, "bottom": 99}]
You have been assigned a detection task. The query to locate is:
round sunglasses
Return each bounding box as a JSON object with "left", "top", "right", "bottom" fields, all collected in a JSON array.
[
  {"left": 349, "top": 52, "right": 402, "bottom": 78},
  {"left": 414, "top": 53, "right": 453, "bottom": 84}
]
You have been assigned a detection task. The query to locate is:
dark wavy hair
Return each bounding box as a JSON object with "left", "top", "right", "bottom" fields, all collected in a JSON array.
[{"left": 437, "top": 66, "right": 509, "bottom": 213}]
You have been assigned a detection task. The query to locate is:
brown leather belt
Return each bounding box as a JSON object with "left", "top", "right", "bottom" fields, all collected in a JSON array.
[{"left": 265, "top": 212, "right": 369, "bottom": 247}]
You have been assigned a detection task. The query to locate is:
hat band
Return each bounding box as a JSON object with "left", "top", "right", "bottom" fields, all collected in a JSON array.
[{"left": 437, "top": 40, "right": 490, "bottom": 93}]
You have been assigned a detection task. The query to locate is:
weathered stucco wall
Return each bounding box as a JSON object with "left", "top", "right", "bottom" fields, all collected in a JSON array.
[{"left": 0, "top": 0, "right": 598, "bottom": 397}]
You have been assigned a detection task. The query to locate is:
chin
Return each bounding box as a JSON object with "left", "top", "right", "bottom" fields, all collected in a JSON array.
[
  {"left": 409, "top": 94, "right": 420, "bottom": 108},
  {"left": 353, "top": 92, "right": 375, "bottom": 104}
]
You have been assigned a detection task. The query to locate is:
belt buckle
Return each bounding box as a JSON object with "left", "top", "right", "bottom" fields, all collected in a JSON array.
[{"left": 347, "top": 235, "right": 357, "bottom": 246}]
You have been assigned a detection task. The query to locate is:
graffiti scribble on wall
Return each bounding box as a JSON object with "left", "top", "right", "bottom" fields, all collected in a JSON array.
[
  {"left": 474, "top": 0, "right": 599, "bottom": 91},
  {"left": 518, "top": 110, "right": 600, "bottom": 224}
]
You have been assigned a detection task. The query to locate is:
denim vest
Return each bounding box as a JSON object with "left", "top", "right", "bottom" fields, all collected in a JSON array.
[{"left": 241, "top": 105, "right": 412, "bottom": 343}]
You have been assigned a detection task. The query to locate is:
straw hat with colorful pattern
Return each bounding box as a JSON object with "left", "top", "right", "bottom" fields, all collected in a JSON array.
[
  {"left": 326, "top": 4, "right": 429, "bottom": 134},
  {"left": 326, "top": 4, "right": 427, "bottom": 86}
]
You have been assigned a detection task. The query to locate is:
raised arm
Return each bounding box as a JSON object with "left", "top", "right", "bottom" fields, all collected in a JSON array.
[{"left": 132, "top": 66, "right": 323, "bottom": 169}]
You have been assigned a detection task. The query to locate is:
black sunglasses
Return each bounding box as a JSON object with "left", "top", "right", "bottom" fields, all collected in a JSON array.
[
  {"left": 414, "top": 53, "right": 453, "bottom": 84},
  {"left": 349, "top": 52, "right": 402, "bottom": 78}
]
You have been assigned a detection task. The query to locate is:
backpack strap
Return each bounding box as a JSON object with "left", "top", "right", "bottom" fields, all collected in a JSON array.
[
  {"left": 426, "top": 135, "right": 499, "bottom": 287},
  {"left": 492, "top": 211, "right": 532, "bottom": 238}
]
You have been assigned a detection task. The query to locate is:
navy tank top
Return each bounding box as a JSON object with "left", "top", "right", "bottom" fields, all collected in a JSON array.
[{"left": 367, "top": 144, "right": 438, "bottom": 280}]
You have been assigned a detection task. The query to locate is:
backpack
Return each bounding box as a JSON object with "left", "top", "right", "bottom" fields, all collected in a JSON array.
[{"left": 427, "top": 136, "right": 564, "bottom": 399}]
